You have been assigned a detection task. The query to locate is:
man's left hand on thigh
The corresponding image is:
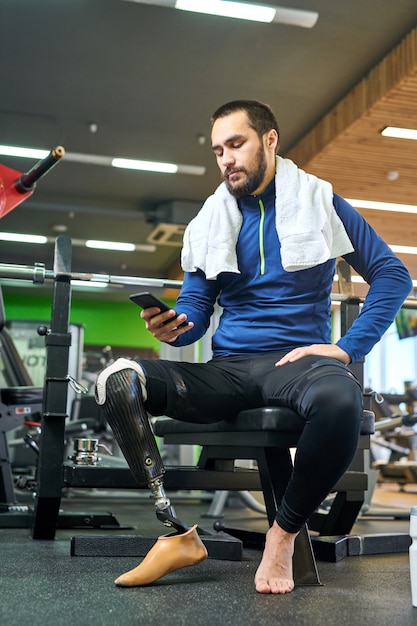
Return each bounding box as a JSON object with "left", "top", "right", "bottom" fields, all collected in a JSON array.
[{"left": 275, "top": 344, "right": 350, "bottom": 367}]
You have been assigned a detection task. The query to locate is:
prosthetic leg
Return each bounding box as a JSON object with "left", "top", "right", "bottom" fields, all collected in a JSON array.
[{"left": 95, "top": 358, "right": 207, "bottom": 586}]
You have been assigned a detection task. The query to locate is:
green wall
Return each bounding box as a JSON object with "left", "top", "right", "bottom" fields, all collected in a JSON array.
[{"left": 2, "top": 291, "right": 172, "bottom": 350}]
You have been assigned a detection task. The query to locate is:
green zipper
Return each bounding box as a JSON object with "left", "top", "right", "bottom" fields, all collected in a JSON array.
[{"left": 258, "top": 199, "right": 265, "bottom": 275}]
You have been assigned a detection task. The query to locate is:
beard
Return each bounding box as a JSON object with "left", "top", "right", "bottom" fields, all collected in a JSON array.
[{"left": 223, "top": 144, "right": 267, "bottom": 199}]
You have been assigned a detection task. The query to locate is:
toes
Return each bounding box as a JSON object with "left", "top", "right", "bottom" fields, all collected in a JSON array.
[
  {"left": 270, "top": 578, "right": 294, "bottom": 594},
  {"left": 255, "top": 577, "right": 294, "bottom": 594},
  {"left": 255, "top": 578, "right": 271, "bottom": 594}
]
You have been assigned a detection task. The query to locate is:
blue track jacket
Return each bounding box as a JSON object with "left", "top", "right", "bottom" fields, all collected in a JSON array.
[{"left": 171, "top": 179, "right": 412, "bottom": 364}]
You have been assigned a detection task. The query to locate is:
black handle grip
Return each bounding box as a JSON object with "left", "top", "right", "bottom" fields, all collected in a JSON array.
[{"left": 15, "top": 145, "right": 65, "bottom": 193}]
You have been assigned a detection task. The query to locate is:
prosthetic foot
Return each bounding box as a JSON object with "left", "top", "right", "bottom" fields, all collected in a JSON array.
[
  {"left": 95, "top": 358, "right": 188, "bottom": 532},
  {"left": 114, "top": 525, "right": 208, "bottom": 587}
]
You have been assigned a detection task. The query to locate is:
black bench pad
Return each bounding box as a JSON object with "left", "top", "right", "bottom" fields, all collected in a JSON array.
[{"left": 154, "top": 407, "right": 374, "bottom": 438}]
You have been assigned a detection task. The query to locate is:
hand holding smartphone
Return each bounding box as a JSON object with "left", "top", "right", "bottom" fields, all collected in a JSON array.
[{"left": 129, "top": 291, "right": 188, "bottom": 328}]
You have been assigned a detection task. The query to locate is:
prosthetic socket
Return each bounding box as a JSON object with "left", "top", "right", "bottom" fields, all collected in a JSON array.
[{"left": 95, "top": 365, "right": 188, "bottom": 533}]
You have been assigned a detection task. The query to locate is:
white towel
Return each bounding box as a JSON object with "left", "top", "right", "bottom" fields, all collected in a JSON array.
[{"left": 181, "top": 156, "right": 354, "bottom": 280}]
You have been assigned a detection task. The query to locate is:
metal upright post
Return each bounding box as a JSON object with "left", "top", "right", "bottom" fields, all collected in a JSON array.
[
  {"left": 340, "top": 297, "right": 363, "bottom": 385},
  {"left": 32, "top": 236, "right": 72, "bottom": 539}
]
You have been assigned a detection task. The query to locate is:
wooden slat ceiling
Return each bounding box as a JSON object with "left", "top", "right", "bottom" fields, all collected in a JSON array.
[{"left": 287, "top": 26, "right": 417, "bottom": 299}]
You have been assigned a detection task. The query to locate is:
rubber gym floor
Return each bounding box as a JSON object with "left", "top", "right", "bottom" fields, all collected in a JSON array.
[{"left": 1, "top": 484, "right": 416, "bottom": 626}]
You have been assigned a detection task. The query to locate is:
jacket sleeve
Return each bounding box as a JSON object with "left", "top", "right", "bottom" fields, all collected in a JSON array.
[
  {"left": 168, "top": 269, "right": 220, "bottom": 347},
  {"left": 333, "top": 195, "right": 412, "bottom": 363}
]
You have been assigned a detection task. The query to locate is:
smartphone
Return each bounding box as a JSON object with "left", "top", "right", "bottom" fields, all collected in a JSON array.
[{"left": 129, "top": 291, "right": 188, "bottom": 328}]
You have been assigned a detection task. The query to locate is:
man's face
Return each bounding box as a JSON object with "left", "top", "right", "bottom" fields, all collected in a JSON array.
[{"left": 211, "top": 110, "right": 269, "bottom": 198}]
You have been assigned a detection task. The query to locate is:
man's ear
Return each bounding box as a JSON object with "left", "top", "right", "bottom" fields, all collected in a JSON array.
[{"left": 266, "top": 129, "right": 279, "bottom": 152}]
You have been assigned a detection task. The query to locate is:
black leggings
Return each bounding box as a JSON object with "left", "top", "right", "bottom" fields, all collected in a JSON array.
[{"left": 139, "top": 352, "right": 363, "bottom": 533}]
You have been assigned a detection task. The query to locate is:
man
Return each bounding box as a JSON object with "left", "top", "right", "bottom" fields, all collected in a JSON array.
[{"left": 96, "top": 100, "right": 412, "bottom": 594}]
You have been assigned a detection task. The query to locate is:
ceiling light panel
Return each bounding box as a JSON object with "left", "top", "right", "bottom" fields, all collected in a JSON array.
[
  {"left": 176, "top": 0, "right": 275, "bottom": 23},
  {"left": 346, "top": 199, "right": 417, "bottom": 214},
  {"left": 381, "top": 127, "right": 417, "bottom": 140},
  {"left": 111, "top": 158, "right": 178, "bottom": 174},
  {"left": 389, "top": 245, "right": 417, "bottom": 255},
  {"left": 85, "top": 240, "right": 136, "bottom": 251},
  {"left": 0, "top": 232, "right": 48, "bottom": 244},
  {"left": 122, "top": 0, "right": 318, "bottom": 28}
]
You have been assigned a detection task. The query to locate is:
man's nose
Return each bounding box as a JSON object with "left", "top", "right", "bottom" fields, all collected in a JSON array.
[{"left": 221, "top": 149, "right": 234, "bottom": 167}]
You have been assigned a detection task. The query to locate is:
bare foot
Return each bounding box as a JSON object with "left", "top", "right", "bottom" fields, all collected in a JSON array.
[{"left": 255, "top": 521, "right": 299, "bottom": 594}]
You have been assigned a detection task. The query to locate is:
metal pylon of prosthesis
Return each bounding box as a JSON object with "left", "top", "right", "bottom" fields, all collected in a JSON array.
[{"left": 97, "top": 367, "right": 188, "bottom": 533}]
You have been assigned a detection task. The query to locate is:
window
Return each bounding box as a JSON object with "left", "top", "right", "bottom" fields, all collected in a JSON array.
[{"left": 364, "top": 322, "right": 417, "bottom": 394}]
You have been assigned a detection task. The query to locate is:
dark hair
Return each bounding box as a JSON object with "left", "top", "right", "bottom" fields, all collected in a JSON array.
[{"left": 211, "top": 99, "right": 279, "bottom": 141}]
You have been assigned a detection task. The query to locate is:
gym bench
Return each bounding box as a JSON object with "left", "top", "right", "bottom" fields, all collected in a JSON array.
[{"left": 151, "top": 405, "right": 375, "bottom": 584}]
